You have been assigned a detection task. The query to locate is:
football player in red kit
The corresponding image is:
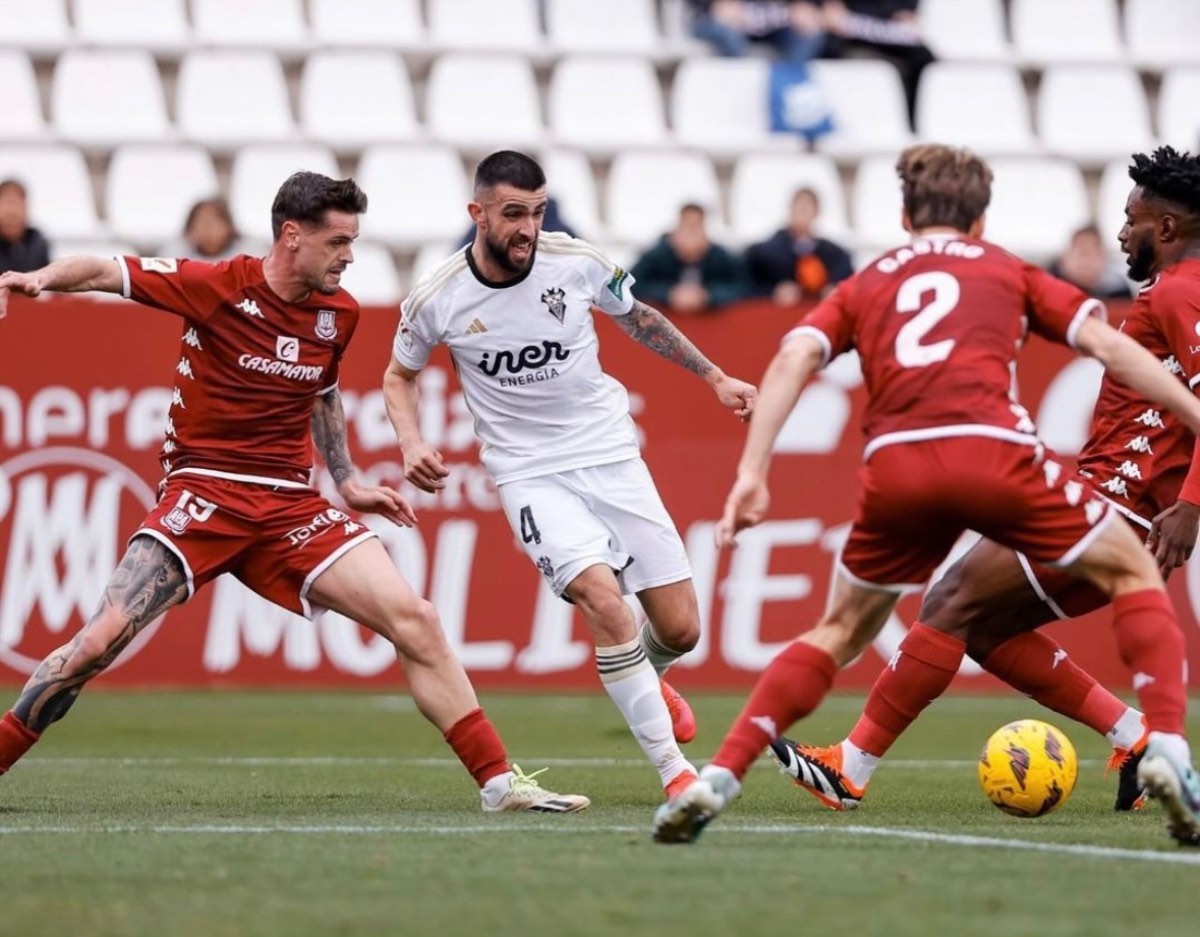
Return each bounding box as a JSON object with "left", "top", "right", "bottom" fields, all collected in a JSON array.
[
  {"left": 653, "top": 144, "right": 1200, "bottom": 846},
  {"left": 0, "top": 171, "right": 587, "bottom": 814},
  {"left": 773, "top": 146, "right": 1200, "bottom": 842}
]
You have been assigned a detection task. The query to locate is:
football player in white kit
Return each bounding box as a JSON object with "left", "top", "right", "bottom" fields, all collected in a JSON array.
[{"left": 384, "top": 151, "right": 757, "bottom": 800}]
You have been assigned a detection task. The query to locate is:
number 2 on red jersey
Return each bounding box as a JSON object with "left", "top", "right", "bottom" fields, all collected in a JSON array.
[{"left": 895, "top": 271, "right": 961, "bottom": 368}]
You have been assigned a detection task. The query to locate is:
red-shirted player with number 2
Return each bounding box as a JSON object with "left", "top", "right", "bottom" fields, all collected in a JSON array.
[
  {"left": 0, "top": 171, "right": 587, "bottom": 814},
  {"left": 653, "top": 144, "right": 1200, "bottom": 845}
]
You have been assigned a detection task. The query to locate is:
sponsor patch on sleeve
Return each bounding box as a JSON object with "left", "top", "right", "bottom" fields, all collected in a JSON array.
[
  {"left": 606, "top": 266, "right": 628, "bottom": 300},
  {"left": 139, "top": 257, "right": 179, "bottom": 273}
]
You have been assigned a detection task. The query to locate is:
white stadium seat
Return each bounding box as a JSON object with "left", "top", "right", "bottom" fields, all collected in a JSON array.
[
  {"left": 672, "top": 58, "right": 801, "bottom": 157},
  {"left": 851, "top": 156, "right": 909, "bottom": 254},
  {"left": 228, "top": 144, "right": 340, "bottom": 244},
  {"left": 177, "top": 51, "right": 295, "bottom": 148},
  {"left": 308, "top": 0, "right": 425, "bottom": 48},
  {"left": 540, "top": 149, "right": 605, "bottom": 241},
  {"left": 809, "top": 60, "right": 913, "bottom": 159},
  {"left": 985, "top": 158, "right": 1091, "bottom": 261},
  {"left": 729, "top": 153, "right": 849, "bottom": 245},
  {"left": 51, "top": 50, "right": 171, "bottom": 147},
  {"left": 411, "top": 241, "right": 460, "bottom": 288},
  {"left": 549, "top": 56, "right": 668, "bottom": 152},
  {"left": 357, "top": 145, "right": 470, "bottom": 247},
  {"left": 606, "top": 151, "right": 721, "bottom": 245},
  {"left": 545, "top": 0, "right": 659, "bottom": 55},
  {"left": 916, "top": 63, "right": 1035, "bottom": 155},
  {"left": 339, "top": 241, "right": 402, "bottom": 306},
  {"left": 1011, "top": 0, "right": 1123, "bottom": 65},
  {"left": 428, "top": 0, "right": 542, "bottom": 53},
  {"left": 1158, "top": 67, "right": 1200, "bottom": 151},
  {"left": 1126, "top": 0, "right": 1200, "bottom": 69},
  {"left": 106, "top": 144, "right": 220, "bottom": 248},
  {"left": 1097, "top": 158, "right": 1134, "bottom": 246},
  {"left": 191, "top": 0, "right": 310, "bottom": 53},
  {"left": 1037, "top": 66, "right": 1153, "bottom": 165},
  {"left": 425, "top": 54, "right": 543, "bottom": 151},
  {"left": 919, "top": 0, "right": 1011, "bottom": 62},
  {"left": 0, "top": 0, "right": 70, "bottom": 54},
  {"left": 71, "top": 0, "right": 190, "bottom": 54},
  {"left": 0, "top": 145, "right": 103, "bottom": 239},
  {"left": 0, "top": 50, "right": 46, "bottom": 141},
  {"left": 299, "top": 51, "right": 420, "bottom": 150}
]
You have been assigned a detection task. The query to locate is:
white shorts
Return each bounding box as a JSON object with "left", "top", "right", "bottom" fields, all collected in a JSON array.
[{"left": 498, "top": 458, "right": 692, "bottom": 597}]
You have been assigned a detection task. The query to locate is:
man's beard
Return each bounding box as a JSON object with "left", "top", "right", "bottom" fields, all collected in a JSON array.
[
  {"left": 485, "top": 233, "right": 536, "bottom": 276},
  {"left": 1125, "top": 237, "right": 1156, "bottom": 282}
]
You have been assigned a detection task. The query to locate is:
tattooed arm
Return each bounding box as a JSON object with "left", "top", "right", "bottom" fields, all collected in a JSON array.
[
  {"left": 612, "top": 298, "right": 758, "bottom": 419},
  {"left": 312, "top": 387, "right": 417, "bottom": 527}
]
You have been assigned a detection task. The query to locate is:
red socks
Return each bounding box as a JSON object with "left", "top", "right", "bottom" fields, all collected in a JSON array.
[
  {"left": 712, "top": 641, "right": 837, "bottom": 780},
  {"left": 848, "top": 622, "right": 965, "bottom": 757},
  {"left": 1110, "top": 589, "right": 1187, "bottom": 736},
  {"left": 979, "top": 631, "right": 1128, "bottom": 736},
  {"left": 0, "top": 711, "right": 40, "bottom": 775},
  {"left": 442, "top": 708, "right": 510, "bottom": 788}
]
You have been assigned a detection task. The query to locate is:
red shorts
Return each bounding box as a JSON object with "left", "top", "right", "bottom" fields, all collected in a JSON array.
[
  {"left": 134, "top": 473, "right": 377, "bottom": 618},
  {"left": 840, "top": 436, "right": 1115, "bottom": 591}
]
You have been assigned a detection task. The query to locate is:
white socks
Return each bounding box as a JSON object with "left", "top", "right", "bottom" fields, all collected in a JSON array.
[
  {"left": 596, "top": 639, "right": 694, "bottom": 787},
  {"left": 840, "top": 740, "right": 881, "bottom": 789},
  {"left": 1105, "top": 707, "right": 1146, "bottom": 750}
]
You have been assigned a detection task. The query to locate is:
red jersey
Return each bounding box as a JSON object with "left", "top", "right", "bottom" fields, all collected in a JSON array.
[
  {"left": 794, "top": 234, "right": 1101, "bottom": 457},
  {"left": 117, "top": 255, "right": 360, "bottom": 486},
  {"left": 1076, "top": 258, "right": 1200, "bottom": 524}
]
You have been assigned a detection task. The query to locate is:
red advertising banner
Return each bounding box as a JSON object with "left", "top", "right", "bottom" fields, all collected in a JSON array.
[{"left": 1, "top": 296, "right": 1197, "bottom": 689}]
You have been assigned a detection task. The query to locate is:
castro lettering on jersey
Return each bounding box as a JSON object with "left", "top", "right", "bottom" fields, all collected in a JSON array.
[
  {"left": 477, "top": 341, "right": 570, "bottom": 379},
  {"left": 237, "top": 354, "right": 326, "bottom": 382}
]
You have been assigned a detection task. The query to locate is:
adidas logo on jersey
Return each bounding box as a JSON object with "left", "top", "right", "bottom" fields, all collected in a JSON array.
[{"left": 465, "top": 318, "right": 488, "bottom": 335}]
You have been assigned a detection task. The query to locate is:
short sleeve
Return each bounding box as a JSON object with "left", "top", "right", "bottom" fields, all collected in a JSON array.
[
  {"left": 782, "top": 279, "right": 856, "bottom": 367},
  {"left": 1149, "top": 279, "right": 1200, "bottom": 389},
  {"left": 1025, "top": 265, "right": 1106, "bottom": 348},
  {"left": 117, "top": 256, "right": 227, "bottom": 321},
  {"left": 574, "top": 238, "right": 636, "bottom": 317},
  {"left": 392, "top": 294, "right": 439, "bottom": 370}
]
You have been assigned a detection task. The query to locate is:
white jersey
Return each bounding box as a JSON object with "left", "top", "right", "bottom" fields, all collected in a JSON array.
[{"left": 393, "top": 232, "right": 641, "bottom": 484}]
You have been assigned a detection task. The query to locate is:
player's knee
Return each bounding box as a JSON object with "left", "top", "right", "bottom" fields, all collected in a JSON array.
[
  {"left": 387, "top": 599, "right": 450, "bottom": 665},
  {"left": 574, "top": 588, "right": 632, "bottom": 639}
]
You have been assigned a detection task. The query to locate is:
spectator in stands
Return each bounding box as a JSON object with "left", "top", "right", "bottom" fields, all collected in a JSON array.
[
  {"left": 458, "top": 195, "right": 577, "bottom": 247},
  {"left": 161, "top": 198, "right": 253, "bottom": 262},
  {"left": 821, "top": 0, "right": 934, "bottom": 129},
  {"left": 630, "top": 203, "right": 748, "bottom": 314},
  {"left": 746, "top": 187, "right": 853, "bottom": 305},
  {"left": 686, "top": 0, "right": 826, "bottom": 62},
  {"left": 1047, "top": 224, "right": 1133, "bottom": 299},
  {"left": 0, "top": 179, "right": 50, "bottom": 274}
]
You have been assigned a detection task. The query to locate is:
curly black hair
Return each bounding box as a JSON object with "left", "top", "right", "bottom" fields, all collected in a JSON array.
[{"left": 1128, "top": 146, "right": 1200, "bottom": 216}]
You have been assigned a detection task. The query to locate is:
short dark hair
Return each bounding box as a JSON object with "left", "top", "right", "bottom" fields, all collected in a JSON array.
[
  {"left": 679, "top": 203, "right": 706, "bottom": 218},
  {"left": 896, "top": 144, "right": 992, "bottom": 233},
  {"left": 474, "top": 151, "right": 546, "bottom": 193},
  {"left": 270, "top": 172, "right": 367, "bottom": 240},
  {"left": 1071, "top": 223, "right": 1102, "bottom": 242},
  {"left": 0, "top": 178, "right": 27, "bottom": 199},
  {"left": 1129, "top": 146, "right": 1200, "bottom": 217},
  {"left": 184, "top": 197, "right": 234, "bottom": 234},
  {"left": 792, "top": 187, "right": 820, "bottom": 209}
]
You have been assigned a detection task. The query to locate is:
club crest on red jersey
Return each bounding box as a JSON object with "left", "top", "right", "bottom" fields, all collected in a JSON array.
[{"left": 316, "top": 309, "right": 337, "bottom": 340}]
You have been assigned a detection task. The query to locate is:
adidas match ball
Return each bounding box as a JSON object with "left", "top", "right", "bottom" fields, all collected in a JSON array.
[{"left": 977, "top": 719, "right": 1078, "bottom": 818}]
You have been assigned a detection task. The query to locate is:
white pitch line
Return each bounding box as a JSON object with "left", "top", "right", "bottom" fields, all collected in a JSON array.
[{"left": 0, "top": 821, "right": 1196, "bottom": 865}]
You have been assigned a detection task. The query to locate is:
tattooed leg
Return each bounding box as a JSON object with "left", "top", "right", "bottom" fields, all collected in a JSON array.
[{"left": 12, "top": 536, "right": 189, "bottom": 733}]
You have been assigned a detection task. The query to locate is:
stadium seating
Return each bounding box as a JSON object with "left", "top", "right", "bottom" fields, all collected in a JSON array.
[
  {"left": 605, "top": 150, "right": 722, "bottom": 246},
  {"left": 307, "top": 0, "right": 426, "bottom": 49},
  {"left": 427, "top": 0, "right": 543, "bottom": 54},
  {"left": 851, "top": 156, "right": 910, "bottom": 254},
  {"left": 0, "top": 0, "right": 71, "bottom": 55},
  {"left": 411, "top": 241, "right": 460, "bottom": 286},
  {"left": 545, "top": 0, "right": 660, "bottom": 55},
  {"left": 984, "top": 158, "right": 1091, "bottom": 260},
  {"left": 229, "top": 144, "right": 340, "bottom": 243},
  {"left": 1036, "top": 66, "right": 1154, "bottom": 165},
  {"left": 548, "top": 56, "right": 669, "bottom": 152},
  {"left": 539, "top": 149, "right": 606, "bottom": 241},
  {"left": 72, "top": 0, "right": 191, "bottom": 54},
  {"left": 1097, "top": 158, "right": 1134, "bottom": 246},
  {"left": 1157, "top": 67, "right": 1200, "bottom": 151},
  {"left": 809, "top": 61, "right": 913, "bottom": 159},
  {"left": 0, "top": 50, "right": 46, "bottom": 142},
  {"left": 0, "top": 145, "right": 103, "bottom": 239},
  {"left": 916, "top": 63, "right": 1036, "bottom": 155},
  {"left": 729, "top": 153, "right": 849, "bottom": 245},
  {"left": 51, "top": 50, "right": 172, "bottom": 147},
  {"left": 338, "top": 241, "right": 402, "bottom": 306},
  {"left": 1011, "top": 0, "right": 1123, "bottom": 65},
  {"left": 191, "top": 0, "right": 310, "bottom": 54},
  {"left": 177, "top": 51, "right": 295, "bottom": 148},
  {"left": 299, "top": 51, "right": 420, "bottom": 150},
  {"left": 671, "top": 58, "right": 801, "bottom": 158},
  {"left": 106, "top": 144, "right": 220, "bottom": 248},
  {"left": 425, "top": 54, "right": 543, "bottom": 152},
  {"left": 356, "top": 144, "right": 470, "bottom": 248},
  {"left": 1125, "top": 0, "right": 1200, "bottom": 69},
  {"left": 919, "top": 0, "right": 1011, "bottom": 62}
]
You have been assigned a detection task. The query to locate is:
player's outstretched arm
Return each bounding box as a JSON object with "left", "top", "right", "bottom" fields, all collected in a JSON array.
[
  {"left": 312, "top": 386, "right": 416, "bottom": 527},
  {"left": 0, "top": 256, "right": 123, "bottom": 318},
  {"left": 1075, "top": 316, "right": 1200, "bottom": 438},
  {"left": 382, "top": 356, "right": 449, "bottom": 493},
  {"left": 715, "top": 334, "right": 825, "bottom": 547},
  {"left": 612, "top": 298, "right": 757, "bottom": 419}
]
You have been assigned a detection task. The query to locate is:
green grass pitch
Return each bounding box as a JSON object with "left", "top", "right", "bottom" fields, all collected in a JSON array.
[{"left": 0, "top": 689, "right": 1195, "bottom": 937}]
